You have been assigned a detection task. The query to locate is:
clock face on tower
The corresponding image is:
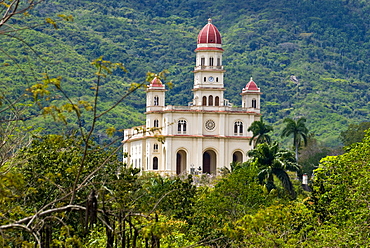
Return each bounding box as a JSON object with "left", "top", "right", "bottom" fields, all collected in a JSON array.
[{"left": 208, "top": 76, "right": 214, "bottom": 82}]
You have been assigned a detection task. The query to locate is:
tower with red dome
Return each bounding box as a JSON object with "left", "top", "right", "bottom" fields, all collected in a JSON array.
[
  {"left": 123, "top": 19, "right": 262, "bottom": 175},
  {"left": 146, "top": 76, "right": 166, "bottom": 110},
  {"left": 192, "top": 19, "right": 225, "bottom": 107},
  {"left": 241, "top": 77, "right": 262, "bottom": 110}
]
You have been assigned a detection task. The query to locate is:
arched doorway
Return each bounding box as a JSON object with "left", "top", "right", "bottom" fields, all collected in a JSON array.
[
  {"left": 176, "top": 150, "right": 187, "bottom": 175},
  {"left": 233, "top": 151, "right": 243, "bottom": 163},
  {"left": 153, "top": 157, "right": 158, "bottom": 170},
  {"left": 203, "top": 150, "right": 217, "bottom": 174}
]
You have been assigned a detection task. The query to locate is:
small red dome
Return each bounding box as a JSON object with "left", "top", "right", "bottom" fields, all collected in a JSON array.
[
  {"left": 197, "top": 18, "right": 222, "bottom": 44},
  {"left": 243, "top": 78, "right": 260, "bottom": 91},
  {"left": 150, "top": 77, "right": 163, "bottom": 87}
]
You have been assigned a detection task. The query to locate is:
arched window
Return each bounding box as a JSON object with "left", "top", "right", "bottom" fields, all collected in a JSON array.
[
  {"left": 153, "top": 157, "right": 158, "bottom": 170},
  {"left": 201, "top": 57, "right": 205, "bottom": 66},
  {"left": 154, "top": 119, "right": 159, "bottom": 127},
  {"left": 202, "top": 96, "right": 207, "bottom": 106},
  {"left": 153, "top": 144, "right": 158, "bottom": 152},
  {"left": 203, "top": 77, "right": 206, "bottom": 82},
  {"left": 234, "top": 121, "right": 243, "bottom": 135},
  {"left": 252, "top": 99, "right": 257, "bottom": 108},
  {"left": 208, "top": 95, "right": 213, "bottom": 106},
  {"left": 217, "top": 57, "right": 221, "bottom": 66},
  {"left": 233, "top": 151, "right": 243, "bottom": 163},
  {"left": 178, "top": 120, "right": 187, "bottom": 134},
  {"left": 216, "top": 77, "right": 219, "bottom": 82},
  {"left": 154, "top": 96, "right": 159, "bottom": 106},
  {"left": 215, "top": 96, "right": 220, "bottom": 106},
  {"left": 209, "top": 57, "right": 214, "bottom": 66}
]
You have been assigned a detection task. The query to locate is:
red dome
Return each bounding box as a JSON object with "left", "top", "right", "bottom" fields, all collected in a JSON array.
[
  {"left": 150, "top": 77, "right": 163, "bottom": 87},
  {"left": 197, "top": 19, "right": 222, "bottom": 44},
  {"left": 243, "top": 78, "right": 260, "bottom": 91}
]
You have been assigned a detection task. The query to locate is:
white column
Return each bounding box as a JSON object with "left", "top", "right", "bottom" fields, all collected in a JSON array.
[{"left": 219, "top": 113, "right": 225, "bottom": 136}]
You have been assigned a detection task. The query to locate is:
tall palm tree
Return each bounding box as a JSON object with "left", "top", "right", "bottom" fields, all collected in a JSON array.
[
  {"left": 281, "top": 117, "right": 309, "bottom": 162},
  {"left": 247, "top": 142, "right": 300, "bottom": 198},
  {"left": 248, "top": 117, "right": 273, "bottom": 148}
]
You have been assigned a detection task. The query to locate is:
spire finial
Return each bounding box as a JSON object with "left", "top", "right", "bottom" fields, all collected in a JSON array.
[
  {"left": 250, "top": 77, "right": 253, "bottom": 81},
  {"left": 208, "top": 18, "right": 212, "bottom": 24}
]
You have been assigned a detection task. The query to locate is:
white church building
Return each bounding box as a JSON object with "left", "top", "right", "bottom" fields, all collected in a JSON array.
[{"left": 123, "top": 19, "right": 262, "bottom": 175}]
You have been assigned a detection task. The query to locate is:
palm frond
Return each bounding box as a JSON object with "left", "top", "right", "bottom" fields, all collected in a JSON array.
[{"left": 272, "top": 169, "right": 296, "bottom": 198}]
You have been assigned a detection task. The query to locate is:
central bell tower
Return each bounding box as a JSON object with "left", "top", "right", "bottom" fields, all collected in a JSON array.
[{"left": 192, "top": 19, "right": 226, "bottom": 107}]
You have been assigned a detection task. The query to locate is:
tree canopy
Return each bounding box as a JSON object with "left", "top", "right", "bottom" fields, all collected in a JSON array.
[
  {"left": 339, "top": 121, "right": 370, "bottom": 147},
  {"left": 247, "top": 142, "right": 300, "bottom": 198},
  {"left": 248, "top": 116, "right": 273, "bottom": 147},
  {"left": 281, "top": 117, "right": 309, "bottom": 161}
]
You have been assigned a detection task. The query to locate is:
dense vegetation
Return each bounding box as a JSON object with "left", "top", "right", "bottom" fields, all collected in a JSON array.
[
  {"left": 1, "top": 0, "right": 369, "bottom": 146},
  {"left": 1, "top": 0, "right": 370, "bottom": 247},
  {"left": 2, "top": 128, "right": 370, "bottom": 247}
]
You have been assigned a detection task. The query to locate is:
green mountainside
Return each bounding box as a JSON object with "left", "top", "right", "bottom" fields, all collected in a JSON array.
[{"left": 1, "top": 0, "right": 370, "bottom": 147}]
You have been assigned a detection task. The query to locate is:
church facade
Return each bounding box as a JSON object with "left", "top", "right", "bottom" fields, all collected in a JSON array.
[{"left": 123, "top": 19, "right": 262, "bottom": 175}]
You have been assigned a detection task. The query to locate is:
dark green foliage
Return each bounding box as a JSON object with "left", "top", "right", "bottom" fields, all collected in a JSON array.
[
  {"left": 339, "top": 121, "right": 370, "bottom": 146},
  {"left": 0, "top": 133, "right": 197, "bottom": 246},
  {"left": 307, "top": 130, "right": 370, "bottom": 246},
  {"left": 140, "top": 174, "right": 196, "bottom": 220},
  {"left": 17, "top": 134, "right": 121, "bottom": 206},
  {"left": 248, "top": 142, "right": 300, "bottom": 198},
  {"left": 298, "top": 134, "right": 334, "bottom": 175},
  {"left": 281, "top": 117, "right": 309, "bottom": 161},
  {"left": 248, "top": 116, "right": 273, "bottom": 147},
  {"left": 189, "top": 166, "right": 272, "bottom": 246},
  {"left": 0, "top": 134, "right": 123, "bottom": 246}
]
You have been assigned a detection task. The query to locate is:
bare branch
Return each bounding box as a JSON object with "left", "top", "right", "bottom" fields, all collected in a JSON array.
[
  {"left": 0, "top": 1, "right": 45, "bottom": 29},
  {"left": 0, "top": 205, "right": 86, "bottom": 228},
  {"left": 0, "top": 223, "right": 41, "bottom": 247}
]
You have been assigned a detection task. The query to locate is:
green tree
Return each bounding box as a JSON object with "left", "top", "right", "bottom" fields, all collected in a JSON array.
[
  {"left": 298, "top": 133, "right": 333, "bottom": 175},
  {"left": 0, "top": 55, "right": 165, "bottom": 246},
  {"left": 247, "top": 142, "right": 300, "bottom": 198},
  {"left": 224, "top": 203, "right": 315, "bottom": 247},
  {"left": 189, "top": 165, "right": 271, "bottom": 247},
  {"left": 339, "top": 121, "right": 370, "bottom": 147},
  {"left": 0, "top": 134, "right": 123, "bottom": 246},
  {"left": 248, "top": 117, "right": 273, "bottom": 147},
  {"left": 308, "top": 130, "right": 370, "bottom": 246},
  {"left": 281, "top": 117, "right": 309, "bottom": 162}
]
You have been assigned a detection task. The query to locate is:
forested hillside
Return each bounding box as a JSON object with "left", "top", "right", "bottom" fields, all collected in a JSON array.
[{"left": 1, "top": 0, "right": 370, "bottom": 146}]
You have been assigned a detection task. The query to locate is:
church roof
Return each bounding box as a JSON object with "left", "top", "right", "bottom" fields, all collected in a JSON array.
[
  {"left": 150, "top": 77, "right": 163, "bottom": 87},
  {"left": 197, "top": 18, "right": 222, "bottom": 44},
  {"left": 148, "top": 77, "right": 166, "bottom": 90},
  {"left": 243, "top": 77, "right": 260, "bottom": 92}
]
